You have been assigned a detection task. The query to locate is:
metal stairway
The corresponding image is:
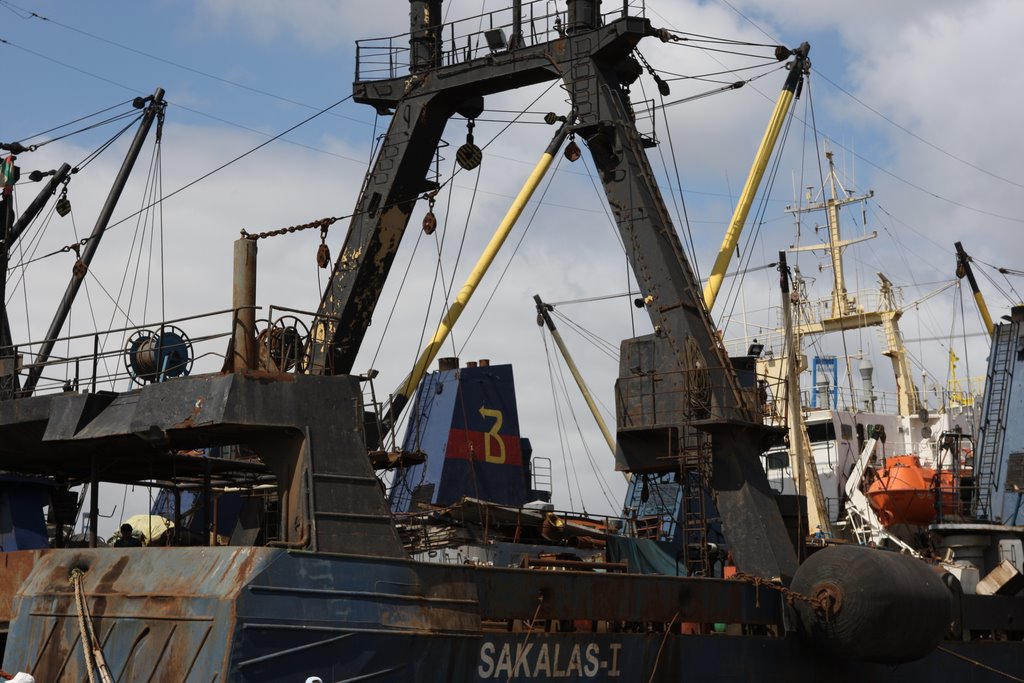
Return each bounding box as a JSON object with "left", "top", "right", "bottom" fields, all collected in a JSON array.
[{"left": 974, "top": 324, "right": 1016, "bottom": 519}]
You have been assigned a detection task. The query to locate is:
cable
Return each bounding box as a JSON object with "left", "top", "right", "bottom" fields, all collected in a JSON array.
[
  {"left": 711, "top": 0, "right": 1024, "bottom": 196},
  {"left": 0, "top": 0, "right": 371, "bottom": 128},
  {"left": 20, "top": 94, "right": 353, "bottom": 268},
  {"left": 13, "top": 100, "right": 135, "bottom": 146}
]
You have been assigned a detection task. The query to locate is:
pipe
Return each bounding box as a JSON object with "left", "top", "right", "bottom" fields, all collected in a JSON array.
[
  {"left": 703, "top": 44, "right": 810, "bottom": 312},
  {"left": 24, "top": 89, "right": 165, "bottom": 394},
  {"left": 388, "top": 118, "right": 572, "bottom": 419},
  {"left": 232, "top": 238, "right": 258, "bottom": 371}
]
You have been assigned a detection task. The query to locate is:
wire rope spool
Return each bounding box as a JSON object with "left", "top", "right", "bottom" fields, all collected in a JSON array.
[
  {"left": 124, "top": 326, "right": 193, "bottom": 385},
  {"left": 257, "top": 316, "right": 309, "bottom": 373}
]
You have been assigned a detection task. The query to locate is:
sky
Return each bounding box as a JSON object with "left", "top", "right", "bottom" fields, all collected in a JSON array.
[{"left": 2, "top": 0, "right": 1022, "bottom": 533}]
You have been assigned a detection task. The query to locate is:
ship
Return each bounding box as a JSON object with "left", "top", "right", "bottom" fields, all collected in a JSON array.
[{"left": 1, "top": 1, "right": 1022, "bottom": 681}]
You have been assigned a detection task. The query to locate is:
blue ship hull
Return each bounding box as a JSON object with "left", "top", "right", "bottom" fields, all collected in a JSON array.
[{"left": 4, "top": 546, "right": 1022, "bottom": 681}]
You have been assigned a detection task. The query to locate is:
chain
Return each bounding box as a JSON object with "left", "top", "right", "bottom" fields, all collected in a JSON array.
[
  {"left": 729, "top": 572, "right": 830, "bottom": 613},
  {"left": 240, "top": 215, "right": 339, "bottom": 241}
]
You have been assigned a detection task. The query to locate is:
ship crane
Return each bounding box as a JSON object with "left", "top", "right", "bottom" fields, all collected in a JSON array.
[{"left": 303, "top": 0, "right": 806, "bottom": 580}]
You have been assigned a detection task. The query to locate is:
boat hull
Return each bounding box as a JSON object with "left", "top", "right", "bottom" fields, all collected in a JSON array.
[{"left": 3, "top": 547, "right": 1022, "bottom": 682}]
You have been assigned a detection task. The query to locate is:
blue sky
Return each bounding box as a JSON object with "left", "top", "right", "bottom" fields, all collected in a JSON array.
[{"left": 3, "top": 0, "right": 1022, "bottom": 521}]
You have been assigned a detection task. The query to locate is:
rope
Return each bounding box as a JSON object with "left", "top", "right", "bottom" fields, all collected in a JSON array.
[
  {"left": 69, "top": 569, "right": 114, "bottom": 683},
  {"left": 936, "top": 645, "right": 1024, "bottom": 682},
  {"left": 507, "top": 594, "right": 545, "bottom": 683},
  {"left": 647, "top": 611, "right": 680, "bottom": 683}
]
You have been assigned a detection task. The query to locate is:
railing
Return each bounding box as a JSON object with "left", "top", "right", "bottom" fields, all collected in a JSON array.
[
  {"left": 795, "top": 286, "right": 904, "bottom": 324},
  {"left": 0, "top": 308, "right": 242, "bottom": 398},
  {"left": 0, "top": 302, "right": 369, "bottom": 399},
  {"left": 355, "top": 0, "right": 647, "bottom": 81}
]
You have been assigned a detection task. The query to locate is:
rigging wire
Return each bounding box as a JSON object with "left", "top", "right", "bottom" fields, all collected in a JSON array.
[
  {"left": 640, "top": 57, "right": 701, "bottom": 286},
  {"left": 659, "top": 60, "right": 785, "bottom": 82},
  {"left": 550, "top": 309, "right": 619, "bottom": 361},
  {"left": 659, "top": 29, "right": 780, "bottom": 49},
  {"left": 19, "top": 94, "right": 353, "bottom": 268},
  {"left": 664, "top": 40, "right": 784, "bottom": 61},
  {"left": 0, "top": 35, "right": 368, "bottom": 167},
  {"left": 634, "top": 66, "right": 781, "bottom": 113},
  {"left": 711, "top": 0, "right": 1024, "bottom": 195},
  {"left": 456, "top": 142, "right": 566, "bottom": 353},
  {"left": 540, "top": 329, "right": 578, "bottom": 512},
  {"left": 546, "top": 330, "right": 618, "bottom": 511},
  {"left": 550, "top": 290, "right": 640, "bottom": 306},
  {"left": 11, "top": 101, "right": 137, "bottom": 148},
  {"left": 970, "top": 257, "right": 1024, "bottom": 304},
  {"left": 68, "top": 114, "right": 143, "bottom": 174},
  {"left": 0, "top": 0, "right": 371, "bottom": 128}
]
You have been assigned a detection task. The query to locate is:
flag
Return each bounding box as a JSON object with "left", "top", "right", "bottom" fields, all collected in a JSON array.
[{"left": 0, "top": 154, "right": 15, "bottom": 197}]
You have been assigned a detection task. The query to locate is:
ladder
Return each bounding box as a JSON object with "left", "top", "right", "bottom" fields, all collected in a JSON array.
[
  {"left": 975, "top": 323, "right": 1016, "bottom": 519},
  {"left": 677, "top": 431, "right": 712, "bottom": 576}
]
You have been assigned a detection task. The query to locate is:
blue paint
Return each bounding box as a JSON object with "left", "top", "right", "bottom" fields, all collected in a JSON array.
[
  {"left": 390, "top": 364, "right": 530, "bottom": 511},
  {"left": 811, "top": 356, "right": 838, "bottom": 409},
  {"left": 0, "top": 478, "right": 50, "bottom": 551}
]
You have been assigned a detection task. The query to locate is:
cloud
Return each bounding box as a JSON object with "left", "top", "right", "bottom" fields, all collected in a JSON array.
[
  {"left": 8, "top": 0, "right": 1021, "bottom": 526},
  {"left": 191, "top": 0, "right": 407, "bottom": 48}
]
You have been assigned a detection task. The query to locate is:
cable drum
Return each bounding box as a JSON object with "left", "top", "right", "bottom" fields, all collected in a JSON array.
[
  {"left": 790, "top": 545, "right": 953, "bottom": 663},
  {"left": 257, "top": 316, "right": 309, "bottom": 373},
  {"left": 124, "top": 326, "right": 193, "bottom": 385}
]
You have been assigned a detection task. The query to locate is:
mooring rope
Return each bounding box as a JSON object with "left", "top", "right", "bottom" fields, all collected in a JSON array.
[{"left": 69, "top": 569, "right": 114, "bottom": 683}]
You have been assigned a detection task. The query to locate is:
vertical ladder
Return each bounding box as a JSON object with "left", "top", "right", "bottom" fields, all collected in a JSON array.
[
  {"left": 677, "top": 431, "right": 712, "bottom": 576},
  {"left": 975, "top": 324, "right": 1015, "bottom": 519}
]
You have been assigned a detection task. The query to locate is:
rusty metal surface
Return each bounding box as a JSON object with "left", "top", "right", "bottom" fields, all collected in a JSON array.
[
  {"left": 2, "top": 547, "right": 277, "bottom": 682},
  {"left": 0, "top": 551, "right": 39, "bottom": 626},
  {"left": 4, "top": 544, "right": 1023, "bottom": 681},
  {"left": 0, "top": 372, "right": 405, "bottom": 558}
]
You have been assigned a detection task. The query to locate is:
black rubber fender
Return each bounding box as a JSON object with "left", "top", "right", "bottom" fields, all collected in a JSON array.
[{"left": 790, "top": 545, "right": 952, "bottom": 663}]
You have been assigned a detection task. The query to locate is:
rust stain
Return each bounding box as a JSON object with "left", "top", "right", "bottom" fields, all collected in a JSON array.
[
  {"left": 238, "top": 368, "right": 296, "bottom": 382},
  {"left": 95, "top": 554, "right": 131, "bottom": 594},
  {"left": 0, "top": 551, "right": 39, "bottom": 622},
  {"left": 173, "top": 395, "right": 205, "bottom": 429}
]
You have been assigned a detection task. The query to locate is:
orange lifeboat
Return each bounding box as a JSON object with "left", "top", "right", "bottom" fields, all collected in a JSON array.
[{"left": 866, "top": 455, "right": 958, "bottom": 527}]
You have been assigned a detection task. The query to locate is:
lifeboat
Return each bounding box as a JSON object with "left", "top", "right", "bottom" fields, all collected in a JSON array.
[{"left": 866, "top": 455, "right": 958, "bottom": 527}]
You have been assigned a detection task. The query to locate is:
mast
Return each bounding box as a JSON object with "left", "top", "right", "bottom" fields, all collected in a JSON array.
[
  {"left": 703, "top": 43, "right": 810, "bottom": 312},
  {"left": 534, "top": 294, "right": 628, "bottom": 482},
  {"left": 1, "top": 163, "right": 74, "bottom": 397},
  {"left": 321, "top": 0, "right": 802, "bottom": 579},
  {"left": 22, "top": 89, "right": 165, "bottom": 394},
  {"left": 787, "top": 150, "right": 921, "bottom": 416},
  {"left": 779, "top": 252, "right": 832, "bottom": 537},
  {"left": 387, "top": 120, "right": 570, "bottom": 420},
  {"left": 955, "top": 241, "right": 995, "bottom": 337},
  {"left": 788, "top": 150, "right": 875, "bottom": 319},
  {"left": 0, "top": 166, "right": 16, "bottom": 397}
]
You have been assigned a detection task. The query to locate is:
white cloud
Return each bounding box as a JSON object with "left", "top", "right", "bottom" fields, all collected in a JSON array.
[{"left": 7, "top": 0, "right": 1022, "bottom": 527}]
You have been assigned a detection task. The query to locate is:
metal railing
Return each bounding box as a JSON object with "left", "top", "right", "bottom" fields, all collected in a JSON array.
[
  {"left": 0, "top": 308, "right": 242, "bottom": 398},
  {"left": 355, "top": 0, "right": 647, "bottom": 81}
]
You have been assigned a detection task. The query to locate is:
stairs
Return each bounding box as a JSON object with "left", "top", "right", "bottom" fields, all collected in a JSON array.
[{"left": 974, "top": 324, "right": 1016, "bottom": 519}]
